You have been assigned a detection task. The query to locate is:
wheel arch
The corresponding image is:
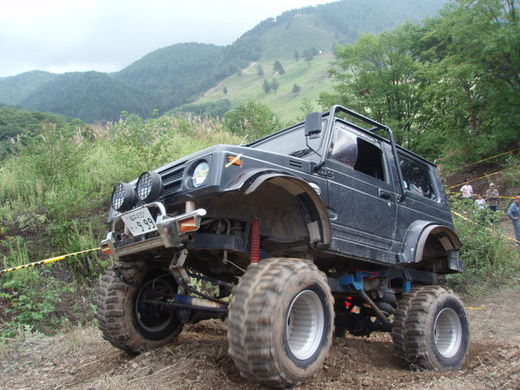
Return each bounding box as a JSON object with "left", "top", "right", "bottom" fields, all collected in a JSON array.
[
  {"left": 232, "top": 171, "right": 331, "bottom": 246},
  {"left": 399, "top": 220, "right": 462, "bottom": 273}
]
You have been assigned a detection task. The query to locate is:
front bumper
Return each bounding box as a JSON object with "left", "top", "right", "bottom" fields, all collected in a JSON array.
[{"left": 101, "top": 202, "right": 206, "bottom": 259}]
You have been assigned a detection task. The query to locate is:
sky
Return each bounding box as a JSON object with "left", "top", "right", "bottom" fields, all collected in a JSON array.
[{"left": 0, "top": 0, "right": 333, "bottom": 78}]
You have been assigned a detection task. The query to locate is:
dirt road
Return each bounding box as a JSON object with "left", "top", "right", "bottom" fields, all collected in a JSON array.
[{"left": 1, "top": 288, "right": 519, "bottom": 390}]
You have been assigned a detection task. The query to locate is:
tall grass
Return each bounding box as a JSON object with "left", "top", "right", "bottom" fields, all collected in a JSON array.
[
  {"left": 0, "top": 114, "right": 239, "bottom": 337},
  {"left": 448, "top": 200, "right": 520, "bottom": 295}
]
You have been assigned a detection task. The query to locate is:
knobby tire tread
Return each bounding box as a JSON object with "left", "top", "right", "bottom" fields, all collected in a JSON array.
[
  {"left": 95, "top": 264, "right": 182, "bottom": 353},
  {"left": 227, "top": 258, "right": 333, "bottom": 387},
  {"left": 392, "top": 285, "right": 468, "bottom": 370}
]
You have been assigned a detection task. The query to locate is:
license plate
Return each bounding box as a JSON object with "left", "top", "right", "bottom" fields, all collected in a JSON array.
[{"left": 121, "top": 207, "right": 158, "bottom": 236}]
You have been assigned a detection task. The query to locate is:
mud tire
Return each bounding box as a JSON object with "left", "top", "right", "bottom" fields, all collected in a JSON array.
[
  {"left": 95, "top": 263, "right": 183, "bottom": 353},
  {"left": 391, "top": 286, "right": 469, "bottom": 370},
  {"left": 227, "top": 258, "right": 334, "bottom": 387}
]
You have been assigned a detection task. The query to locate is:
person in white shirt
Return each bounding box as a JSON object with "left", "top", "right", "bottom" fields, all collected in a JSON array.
[
  {"left": 474, "top": 195, "right": 486, "bottom": 209},
  {"left": 460, "top": 179, "right": 473, "bottom": 199}
]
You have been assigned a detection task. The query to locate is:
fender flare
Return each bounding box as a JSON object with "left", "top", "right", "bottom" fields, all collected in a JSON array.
[
  {"left": 227, "top": 170, "right": 331, "bottom": 246},
  {"left": 399, "top": 220, "right": 462, "bottom": 264}
]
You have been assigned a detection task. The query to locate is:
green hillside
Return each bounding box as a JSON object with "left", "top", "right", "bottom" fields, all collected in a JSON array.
[
  {"left": 0, "top": 71, "right": 57, "bottom": 105},
  {"left": 257, "top": 0, "right": 449, "bottom": 59},
  {"left": 176, "top": 0, "right": 450, "bottom": 121},
  {"left": 21, "top": 72, "right": 153, "bottom": 122},
  {"left": 195, "top": 54, "right": 334, "bottom": 122},
  {"left": 114, "top": 40, "right": 262, "bottom": 112},
  {"left": 252, "top": 14, "right": 342, "bottom": 60},
  {"left": 115, "top": 43, "right": 228, "bottom": 111}
]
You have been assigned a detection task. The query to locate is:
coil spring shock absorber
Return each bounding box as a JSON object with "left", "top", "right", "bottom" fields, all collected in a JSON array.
[{"left": 249, "top": 217, "right": 261, "bottom": 263}]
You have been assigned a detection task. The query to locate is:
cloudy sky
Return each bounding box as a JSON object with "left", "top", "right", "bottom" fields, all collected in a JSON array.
[{"left": 0, "top": 0, "right": 333, "bottom": 77}]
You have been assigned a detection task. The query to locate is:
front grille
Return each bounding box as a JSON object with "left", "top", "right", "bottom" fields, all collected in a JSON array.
[{"left": 160, "top": 165, "right": 185, "bottom": 197}]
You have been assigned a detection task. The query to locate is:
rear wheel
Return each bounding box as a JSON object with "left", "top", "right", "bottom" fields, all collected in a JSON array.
[
  {"left": 96, "top": 263, "right": 183, "bottom": 353},
  {"left": 391, "top": 286, "right": 469, "bottom": 370},
  {"left": 227, "top": 258, "right": 334, "bottom": 387}
]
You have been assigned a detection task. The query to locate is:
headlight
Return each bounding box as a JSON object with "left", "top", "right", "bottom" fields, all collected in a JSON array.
[
  {"left": 191, "top": 161, "right": 209, "bottom": 188},
  {"left": 111, "top": 182, "right": 136, "bottom": 212},
  {"left": 136, "top": 171, "right": 163, "bottom": 202}
]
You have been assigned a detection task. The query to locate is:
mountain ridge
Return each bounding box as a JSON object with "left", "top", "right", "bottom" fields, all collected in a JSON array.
[{"left": 0, "top": 0, "right": 448, "bottom": 122}]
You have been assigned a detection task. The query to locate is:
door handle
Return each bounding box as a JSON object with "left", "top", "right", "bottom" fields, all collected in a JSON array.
[{"left": 378, "top": 189, "right": 392, "bottom": 200}]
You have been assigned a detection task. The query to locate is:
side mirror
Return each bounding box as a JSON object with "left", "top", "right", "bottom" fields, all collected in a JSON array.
[{"left": 305, "top": 112, "right": 322, "bottom": 138}]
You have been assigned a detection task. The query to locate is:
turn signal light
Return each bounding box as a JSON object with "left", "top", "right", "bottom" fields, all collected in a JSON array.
[
  {"left": 101, "top": 244, "right": 112, "bottom": 256},
  {"left": 178, "top": 217, "right": 198, "bottom": 233},
  {"left": 226, "top": 155, "right": 242, "bottom": 167}
]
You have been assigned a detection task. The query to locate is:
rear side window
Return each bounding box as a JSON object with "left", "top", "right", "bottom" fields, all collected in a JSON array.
[
  {"left": 399, "top": 154, "right": 437, "bottom": 200},
  {"left": 330, "top": 122, "right": 386, "bottom": 181}
]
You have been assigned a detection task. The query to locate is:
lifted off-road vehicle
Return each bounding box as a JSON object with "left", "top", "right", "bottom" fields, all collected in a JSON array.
[{"left": 97, "top": 105, "right": 469, "bottom": 387}]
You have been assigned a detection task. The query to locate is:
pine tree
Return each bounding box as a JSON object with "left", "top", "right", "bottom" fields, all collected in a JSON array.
[
  {"left": 271, "top": 78, "right": 279, "bottom": 92},
  {"left": 273, "top": 60, "right": 285, "bottom": 75},
  {"left": 262, "top": 79, "right": 271, "bottom": 94}
]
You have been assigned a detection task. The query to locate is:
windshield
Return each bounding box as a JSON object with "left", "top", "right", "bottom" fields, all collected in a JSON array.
[{"left": 250, "top": 120, "right": 325, "bottom": 158}]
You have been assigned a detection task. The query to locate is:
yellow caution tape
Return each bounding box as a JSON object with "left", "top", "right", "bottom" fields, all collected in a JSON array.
[
  {"left": 447, "top": 166, "right": 517, "bottom": 189},
  {"left": 447, "top": 190, "right": 516, "bottom": 199},
  {"left": 465, "top": 305, "right": 486, "bottom": 311},
  {"left": 452, "top": 211, "right": 517, "bottom": 242},
  {"left": 0, "top": 247, "right": 100, "bottom": 275},
  {"left": 444, "top": 147, "right": 519, "bottom": 173}
]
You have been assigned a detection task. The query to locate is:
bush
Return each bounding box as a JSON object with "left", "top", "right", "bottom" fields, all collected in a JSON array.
[
  {"left": 224, "top": 100, "right": 281, "bottom": 141},
  {"left": 0, "top": 237, "right": 72, "bottom": 337},
  {"left": 447, "top": 200, "right": 520, "bottom": 295}
]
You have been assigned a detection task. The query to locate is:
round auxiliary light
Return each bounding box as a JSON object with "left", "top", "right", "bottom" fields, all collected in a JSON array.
[
  {"left": 111, "top": 182, "right": 136, "bottom": 212},
  {"left": 136, "top": 171, "right": 163, "bottom": 202},
  {"left": 191, "top": 161, "right": 210, "bottom": 188}
]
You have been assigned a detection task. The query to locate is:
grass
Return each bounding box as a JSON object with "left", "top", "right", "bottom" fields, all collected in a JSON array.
[
  {"left": 258, "top": 13, "right": 340, "bottom": 60},
  {"left": 448, "top": 200, "right": 520, "bottom": 296},
  {"left": 0, "top": 115, "right": 240, "bottom": 337},
  {"left": 195, "top": 54, "right": 335, "bottom": 123}
]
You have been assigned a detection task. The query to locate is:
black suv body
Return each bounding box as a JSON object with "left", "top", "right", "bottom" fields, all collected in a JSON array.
[{"left": 97, "top": 106, "right": 469, "bottom": 387}]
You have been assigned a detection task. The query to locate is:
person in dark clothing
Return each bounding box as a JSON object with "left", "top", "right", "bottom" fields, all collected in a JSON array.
[{"left": 506, "top": 195, "right": 520, "bottom": 247}]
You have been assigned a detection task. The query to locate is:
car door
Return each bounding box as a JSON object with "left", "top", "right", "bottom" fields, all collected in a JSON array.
[{"left": 323, "top": 121, "right": 398, "bottom": 263}]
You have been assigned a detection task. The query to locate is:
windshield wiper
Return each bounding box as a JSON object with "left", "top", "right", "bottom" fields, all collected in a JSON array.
[{"left": 290, "top": 148, "right": 313, "bottom": 158}]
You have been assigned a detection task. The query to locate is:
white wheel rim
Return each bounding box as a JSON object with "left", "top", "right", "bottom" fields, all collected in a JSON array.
[
  {"left": 285, "top": 290, "right": 325, "bottom": 360},
  {"left": 433, "top": 307, "right": 462, "bottom": 359}
]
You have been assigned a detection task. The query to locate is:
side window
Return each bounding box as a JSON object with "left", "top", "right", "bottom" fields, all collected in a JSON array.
[
  {"left": 399, "top": 155, "right": 437, "bottom": 200},
  {"left": 330, "top": 123, "right": 386, "bottom": 181}
]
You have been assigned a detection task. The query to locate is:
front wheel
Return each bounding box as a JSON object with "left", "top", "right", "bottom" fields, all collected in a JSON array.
[
  {"left": 95, "top": 263, "right": 183, "bottom": 353},
  {"left": 227, "top": 258, "right": 334, "bottom": 387},
  {"left": 392, "top": 286, "right": 470, "bottom": 370}
]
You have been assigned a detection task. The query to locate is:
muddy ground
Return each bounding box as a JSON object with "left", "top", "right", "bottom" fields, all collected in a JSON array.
[{"left": 1, "top": 287, "right": 519, "bottom": 390}]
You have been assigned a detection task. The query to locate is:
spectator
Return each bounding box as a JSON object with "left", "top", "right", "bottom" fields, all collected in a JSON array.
[
  {"left": 485, "top": 183, "right": 499, "bottom": 212},
  {"left": 474, "top": 195, "right": 486, "bottom": 209},
  {"left": 506, "top": 195, "right": 520, "bottom": 247},
  {"left": 460, "top": 179, "right": 473, "bottom": 200}
]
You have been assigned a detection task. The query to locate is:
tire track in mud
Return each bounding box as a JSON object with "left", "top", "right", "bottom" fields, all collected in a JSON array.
[
  {"left": 2, "top": 288, "right": 520, "bottom": 390},
  {"left": 1, "top": 319, "right": 519, "bottom": 390}
]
